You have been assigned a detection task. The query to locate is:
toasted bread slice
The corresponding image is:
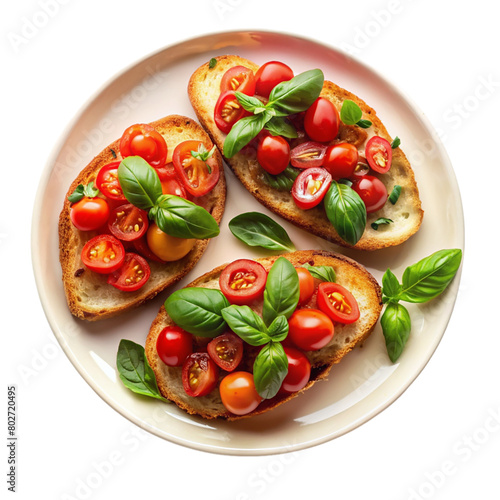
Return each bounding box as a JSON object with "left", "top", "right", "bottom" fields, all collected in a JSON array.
[
  {"left": 145, "top": 250, "right": 382, "bottom": 420},
  {"left": 59, "top": 115, "right": 226, "bottom": 321},
  {"left": 188, "top": 55, "right": 423, "bottom": 251}
]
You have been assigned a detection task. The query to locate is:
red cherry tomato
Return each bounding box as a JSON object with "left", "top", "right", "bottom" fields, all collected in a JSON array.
[
  {"left": 207, "top": 332, "right": 244, "bottom": 371},
  {"left": 279, "top": 347, "right": 311, "bottom": 394},
  {"left": 287, "top": 308, "right": 334, "bottom": 351},
  {"left": 323, "top": 143, "right": 359, "bottom": 180},
  {"left": 296, "top": 267, "right": 315, "bottom": 306},
  {"left": 220, "top": 65, "right": 256, "bottom": 96},
  {"left": 290, "top": 141, "right": 327, "bottom": 169},
  {"left": 365, "top": 136, "right": 392, "bottom": 173},
  {"left": 316, "top": 282, "right": 360, "bottom": 324},
  {"left": 182, "top": 352, "right": 219, "bottom": 397},
  {"left": 291, "top": 167, "right": 332, "bottom": 210},
  {"left": 352, "top": 155, "right": 370, "bottom": 178},
  {"left": 304, "top": 97, "right": 340, "bottom": 142},
  {"left": 70, "top": 197, "right": 110, "bottom": 231},
  {"left": 219, "top": 371, "right": 262, "bottom": 416},
  {"left": 172, "top": 140, "right": 220, "bottom": 197},
  {"left": 95, "top": 161, "right": 127, "bottom": 201},
  {"left": 155, "top": 163, "right": 188, "bottom": 199},
  {"left": 132, "top": 235, "right": 165, "bottom": 263},
  {"left": 119, "top": 124, "right": 168, "bottom": 168},
  {"left": 108, "top": 203, "right": 148, "bottom": 242},
  {"left": 214, "top": 90, "right": 248, "bottom": 134},
  {"left": 81, "top": 234, "right": 125, "bottom": 274},
  {"left": 351, "top": 175, "right": 388, "bottom": 213},
  {"left": 219, "top": 259, "right": 267, "bottom": 305},
  {"left": 254, "top": 61, "right": 294, "bottom": 98},
  {"left": 156, "top": 325, "right": 193, "bottom": 367},
  {"left": 257, "top": 134, "right": 290, "bottom": 175},
  {"left": 107, "top": 252, "right": 151, "bottom": 292}
]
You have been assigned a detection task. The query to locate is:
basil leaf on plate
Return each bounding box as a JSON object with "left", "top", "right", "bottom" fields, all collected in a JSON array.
[
  {"left": 164, "top": 288, "right": 229, "bottom": 337},
  {"left": 324, "top": 181, "right": 367, "bottom": 246},
  {"left": 267, "top": 69, "right": 324, "bottom": 116},
  {"left": 221, "top": 305, "right": 271, "bottom": 346},
  {"left": 381, "top": 302, "right": 412, "bottom": 363},
  {"left": 382, "top": 268, "right": 402, "bottom": 303},
  {"left": 262, "top": 257, "right": 300, "bottom": 326},
  {"left": 116, "top": 340, "right": 165, "bottom": 400},
  {"left": 399, "top": 249, "right": 463, "bottom": 303},
  {"left": 151, "top": 194, "right": 220, "bottom": 239},
  {"left": 118, "top": 156, "right": 162, "bottom": 210},
  {"left": 253, "top": 341, "right": 288, "bottom": 400},
  {"left": 228, "top": 212, "right": 295, "bottom": 252}
]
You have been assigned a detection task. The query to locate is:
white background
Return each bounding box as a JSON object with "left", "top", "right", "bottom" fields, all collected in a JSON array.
[{"left": 3, "top": 1, "right": 499, "bottom": 499}]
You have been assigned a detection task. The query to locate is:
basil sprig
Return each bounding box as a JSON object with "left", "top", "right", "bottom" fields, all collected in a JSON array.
[
  {"left": 229, "top": 212, "right": 295, "bottom": 252},
  {"left": 340, "top": 99, "right": 372, "bottom": 129},
  {"left": 324, "top": 181, "right": 367, "bottom": 246},
  {"left": 118, "top": 156, "right": 219, "bottom": 239},
  {"left": 164, "top": 287, "right": 230, "bottom": 338},
  {"left": 223, "top": 69, "right": 324, "bottom": 158},
  {"left": 381, "top": 249, "right": 463, "bottom": 362},
  {"left": 68, "top": 181, "right": 100, "bottom": 203},
  {"left": 116, "top": 340, "right": 165, "bottom": 400}
]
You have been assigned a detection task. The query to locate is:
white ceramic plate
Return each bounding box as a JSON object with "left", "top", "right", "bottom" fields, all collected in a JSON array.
[{"left": 32, "top": 31, "right": 464, "bottom": 456}]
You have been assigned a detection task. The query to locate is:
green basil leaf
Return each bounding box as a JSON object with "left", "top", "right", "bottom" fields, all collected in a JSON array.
[
  {"left": 302, "top": 264, "right": 336, "bottom": 282},
  {"left": 371, "top": 217, "right": 393, "bottom": 230},
  {"left": 223, "top": 112, "right": 272, "bottom": 158},
  {"left": 264, "top": 116, "right": 298, "bottom": 138},
  {"left": 399, "top": 249, "right": 463, "bottom": 303},
  {"left": 235, "top": 91, "right": 267, "bottom": 114},
  {"left": 261, "top": 166, "right": 300, "bottom": 191},
  {"left": 382, "top": 268, "right": 402, "bottom": 303},
  {"left": 253, "top": 341, "right": 288, "bottom": 399},
  {"left": 153, "top": 194, "right": 219, "bottom": 239},
  {"left": 229, "top": 212, "right": 295, "bottom": 252},
  {"left": 389, "top": 185, "right": 402, "bottom": 205},
  {"left": 110, "top": 148, "right": 117, "bottom": 159},
  {"left": 164, "top": 288, "right": 229, "bottom": 337},
  {"left": 267, "top": 69, "right": 324, "bottom": 116},
  {"left": 267, "top": 315, "right": 289, "bottom": 342},
  {"left": 221, "top": 305, "right": 270, "bottom": 346},
  {"left": 356, "top": 119, "right": 372, "bottom": 128},
  {"left": 324, "top": 181, "right": 367, "bottom": 246},
  {"left": 118, "top": 156, "right": 162, "bottom": 210},
  {"left": 262, "top": 257, "right": 300, "bottom": 326},
  {"left": 391, "top": 136, "right": 401, "bottom": 149},
  {"left": 116, "top": 340, "right": 165, "bottom": 400},
  {"left": 209, "top": 57, "right": 217, "bottom": 69},
  {"left": 381, "top": 303, "right": 412, "bottom": 363},
  {"left": 340, "top": 99, "right": 362, "bottom": 125},
  {"left": 68, "top": 184, "right": 85, "bottom": 203}
]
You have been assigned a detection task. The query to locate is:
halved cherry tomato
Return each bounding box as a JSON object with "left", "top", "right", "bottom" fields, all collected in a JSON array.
[
  {"left": 155, "top": 163, "right": 188, "bottom": 199},
  {"left": 119, "top": 124, "right": 168, "bottom": 168},
  {"left": 219, "top": 371, "right": 262, "bottom": 415},
  {"left": 107, "top": 252, "right": 150, "bottom": 291},
  {"left": 70, "top": 197, "right": 110, "bottom": 232},
  {"left": 296, "top": 267, "right": 315, "bottom": 305},
  {"left": 257, "top": 134, "right": 290, "bottom": 175},
  {"left": 279, "top": 347, "right": 311, "bottom": 394},
  {"left": 254, "top": 61, "right": 294, "bottom": 98},
  {"left": 290, "top": 141, "right": 327, "bottom": 169},
  {"left": 207, "top": 332, "right": 243, "bottom": 371},
  {"left": 219, "top": 259, "right": 267, "bottom": 305},
  {"left": 323, "top": 143, "right": 359, "bottom": 180},
  {"left": 304, "top": 97, "right": 340, "bottom": 143},
  {"left": 146, "top": 222, "right": 195, "bottom": 262},
  {"left": 81, "top": 234, "right": 125, "bottom": 274},
  {"left": 352, "top": 155, "right": 370, "bottom": 178},
  {"left": 172, "top": 140, "right": 220, "bottom": 197},
  {"left": 365, "top": 136, "right": 392, "bottom": 173},
  {"left": 182, "top": 352, "right": 219, "bottom": 397},
  {"left": 317, "top": 282, "right": 360, "bottom": 324},
  {"left": 287, "top": 308, "right": 334, "bottom": 351},
  {"left": 156, "top": 325, "right": 193, "bottom": 367},
  {"left": 214, "top": 90, "right": 248, "bottom": 134},
  {"left": 351, "top": 175, "right": 388, "bottom": 213},
  {"left": 95, "top": 161, "right": 127, "bottom": 201},
  {"left": 220, "top": 65, "right": 256, "bottom": 96},
  {"left": 108, "top": 203, "right": 148, "bottom": 242},
  {"left": 291, "top": 167, "right": 332, "bottom": 210}
]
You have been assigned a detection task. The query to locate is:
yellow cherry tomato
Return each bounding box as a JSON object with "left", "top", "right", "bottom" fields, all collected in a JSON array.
[{"left": 146, "top": 223, "right": 195, "bottom": 262}]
